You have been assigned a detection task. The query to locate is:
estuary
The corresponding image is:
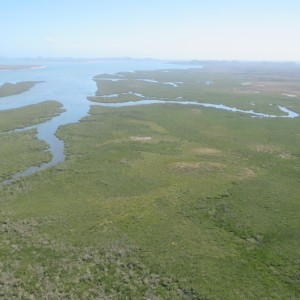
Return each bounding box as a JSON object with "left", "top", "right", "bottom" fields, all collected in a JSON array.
[{"left": 0, "top": 59, "right": 298, "bottom": 181}]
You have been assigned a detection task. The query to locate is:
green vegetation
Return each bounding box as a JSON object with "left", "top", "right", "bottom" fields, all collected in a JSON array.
[
  {"left": 90, "top": 63, "right": 300, "bottom": 116},
  {"left": 1, "top": 64, "right": 300, "bottom": 299},
  {"left": 88, "top": 93, "right": 144, "bottom": 103},
  {"left": 0, "top": 81, "right": 42, "bottom": 97},
  {"left": 0, "top": 100, "right": 64, "bottom": 132},
  {"left": 0, "top": 101, "right": 64, "bottom": 182},
  {"left": 0, "top": 129, "right": 51, "bottom": 181}
]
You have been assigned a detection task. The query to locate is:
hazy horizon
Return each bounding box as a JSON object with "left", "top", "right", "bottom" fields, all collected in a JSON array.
[
  {"left": 2, "top": 0, "right": 300, "bottom": 61},
  {"left": 1, "top": 56, "right": 299, "bottom": 64}
]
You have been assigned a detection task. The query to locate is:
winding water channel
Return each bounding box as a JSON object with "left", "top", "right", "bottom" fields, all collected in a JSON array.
[{"left": 0, "top": 60, "right": 299, "bottom": 182}]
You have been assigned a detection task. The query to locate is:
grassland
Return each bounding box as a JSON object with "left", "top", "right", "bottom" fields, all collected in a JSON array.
[
  {"left": 0, "top": 63, "right": 300, "bottom": 299},
  {"left": 0, "top": 81, "right": 43, "bottom": 97}
]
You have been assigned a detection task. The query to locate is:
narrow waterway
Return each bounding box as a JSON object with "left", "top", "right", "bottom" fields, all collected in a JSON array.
[
  {"left": 89, "top": 99, "right": 299, "bottom": 118},
  {"left": 0, "top": 60, "right": 197, "bottom": 182},
  {"left": 0, "top": 59, "right": 298, "bottom": 182}
]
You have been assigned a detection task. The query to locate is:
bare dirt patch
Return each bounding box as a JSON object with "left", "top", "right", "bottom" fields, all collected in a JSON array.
[
  {"left": 238, "top": 79, "right": 300, "bottom": 96},
  {"left": 174, "top": 162, "right": 201, "bottom": 170},
  {"left": 173, "top": 161, "right": 225, "bottom": 172},
  {"left": 130, "top": 136, "right": 152, "bottom": 141},
  {"left": 250, "top": 144, "right": 280, "bottom": 153},
  {"left": 241, "top": 168, "right": 256, "bottom": 178},
  {"left": 278, "top": 152, "right": 294, "bottom": 159},
  {"left": 192, "top": 147, "right": 221, "bottom": 155},
  {"left": 234, "top": 168, "right": 256, "bottom": 180}
]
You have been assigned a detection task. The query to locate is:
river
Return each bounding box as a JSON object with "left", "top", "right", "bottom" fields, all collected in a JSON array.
[{"left": 0, "top": 59, "right": 298, "bottom": 181}]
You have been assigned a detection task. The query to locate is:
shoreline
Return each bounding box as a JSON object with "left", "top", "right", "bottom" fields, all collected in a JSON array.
[{"left": 0, "top": 65, "right": 45, "bottom": 71}]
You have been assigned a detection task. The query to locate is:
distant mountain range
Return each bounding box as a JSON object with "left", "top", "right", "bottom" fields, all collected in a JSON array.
[{"left": 0, "top": 56, "right": 299, "bottom": 65}]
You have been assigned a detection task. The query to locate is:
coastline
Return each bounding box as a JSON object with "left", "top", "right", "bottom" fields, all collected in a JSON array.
[
  {"left": 0, "top": 81, "right": 44, "bottom": 97},
  {"left": 0, "top": 64, "right": 45, "bottom": 71}
]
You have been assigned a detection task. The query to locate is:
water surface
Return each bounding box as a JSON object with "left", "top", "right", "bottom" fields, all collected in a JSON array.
[
  {"left": 0, "top": 60, "right": 194, "bottom": 180},
  {"left": 0, "top": 60, "right": 298, "bottom": 181}
]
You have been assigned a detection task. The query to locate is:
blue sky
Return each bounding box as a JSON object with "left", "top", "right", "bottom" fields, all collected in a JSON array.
[{"left": 2, "top": 0, "right": 300, "bottom": 60}]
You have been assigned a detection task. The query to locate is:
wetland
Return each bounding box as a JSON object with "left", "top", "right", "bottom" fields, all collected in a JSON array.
[{"left": 0, "top": 60, "right": 299, "bottom": 299}]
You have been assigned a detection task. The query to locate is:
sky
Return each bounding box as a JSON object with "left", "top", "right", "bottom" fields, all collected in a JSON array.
[{"left": 1, "top": 0, "right": 300, "bottom": 61}]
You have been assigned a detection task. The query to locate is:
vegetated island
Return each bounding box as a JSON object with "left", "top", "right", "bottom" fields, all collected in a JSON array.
[
  {"left": 0, "top": 100, "right": 65, "bottom": 132},
  {"left": 0, "top": 81, "right": 44, "bottom": 97},
  {"left": 0, "top": 64, "right": 44, "bottom": 71}
]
